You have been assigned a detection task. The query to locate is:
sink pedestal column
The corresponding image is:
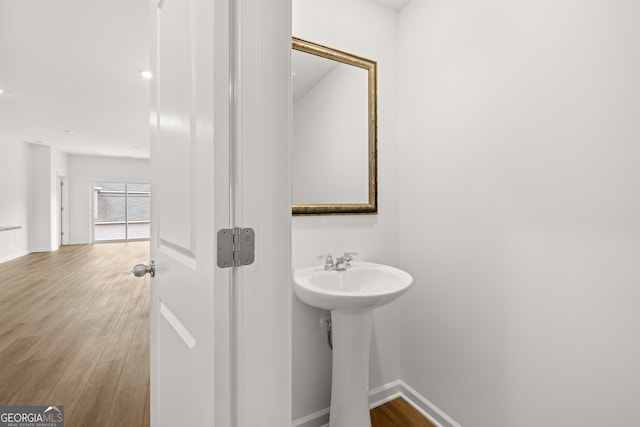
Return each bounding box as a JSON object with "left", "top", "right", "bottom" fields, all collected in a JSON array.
[{"left": 329, "top": 310, "right": 373, "bottom": 427}]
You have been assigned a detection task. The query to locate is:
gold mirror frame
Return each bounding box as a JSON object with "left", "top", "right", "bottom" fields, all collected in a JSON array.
[{"left": 292, "top": 37, "right": 378, "bottom": 215}]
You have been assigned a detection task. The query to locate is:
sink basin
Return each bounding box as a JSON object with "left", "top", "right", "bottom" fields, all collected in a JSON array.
[
  {"left": 293, "top": 261, "right": 413, "bottom": 312},
  {"left": 294, "top": 261, "right": 413, "bottom": 426}
]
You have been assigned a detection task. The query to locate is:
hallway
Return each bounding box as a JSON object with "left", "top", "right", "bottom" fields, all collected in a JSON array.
[{"left": 0, "top": 242, "right": 150, "bottom": 426}]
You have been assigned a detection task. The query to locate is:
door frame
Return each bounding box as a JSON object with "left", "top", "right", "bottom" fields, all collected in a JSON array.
[
  {"left": 56, "top": 174, "right": 68, "bottom": 246},
  {"left": 230, "top": 0, "right": 292, "bottom": 424},
  {"left": 149, "top": 0, "right": 292, "bottom": 424}
]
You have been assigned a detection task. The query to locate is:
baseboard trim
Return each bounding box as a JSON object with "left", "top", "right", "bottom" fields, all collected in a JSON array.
[
  {"left": 369, "top": 380, "right": 404, "bottom": 409},
  {"left": 29, "top": 247, "right": 54, "bottom": 253},
  {"left": 291, "top": 407, "right": 330, "bottom": 427},
  {"left": 1, "top": 247, "right": 59, "bottom": 264},
  {"left": 395, "top": 381, "right": 462, "bottom": 427},
  {"left": 0, "top": 250, "right": 29, "bottom": 264},
  {"left": 69, "top": 240, "right": 90, "bottom": 245},
  {"left": 292, "top": 380, "right": 461, "bottom": 427}
]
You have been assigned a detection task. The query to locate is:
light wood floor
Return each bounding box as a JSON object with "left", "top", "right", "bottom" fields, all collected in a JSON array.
[
  {"left": 0, "top": 242, "right": 150, "bottom": 426},
  {"left": 371, "top": 397, "right": 437, "bottom": 427}
]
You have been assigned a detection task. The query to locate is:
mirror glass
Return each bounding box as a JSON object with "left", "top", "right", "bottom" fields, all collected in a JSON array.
[{"left": 292, "top": 37, "right": 377, "bottom": 215}]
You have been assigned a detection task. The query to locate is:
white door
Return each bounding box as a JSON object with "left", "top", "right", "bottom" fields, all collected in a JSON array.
[
  {"left": 149, "top": 0, "right": 230, "bottom": 425},
  {"left": 149, "top": 0, "right": 291, "bottom": 426}
]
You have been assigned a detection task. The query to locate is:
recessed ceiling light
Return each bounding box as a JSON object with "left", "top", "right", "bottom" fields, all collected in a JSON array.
[
  {"left": 0, "top": 88, "right": 5, "bottom": 95},
  {"left": 62, "top": 129, "right": 75, "bottom": 134},
  {"left": 140, "top": 70, "right": 153, "bottom": 79}
]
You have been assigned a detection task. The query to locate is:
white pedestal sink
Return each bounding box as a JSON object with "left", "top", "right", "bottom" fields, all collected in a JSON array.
[{"left": 293, "top": 262, "right": 413, "bottom": 427}]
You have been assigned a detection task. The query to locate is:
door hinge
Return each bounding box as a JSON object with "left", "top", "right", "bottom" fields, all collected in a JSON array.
[{"left": 217, "top": 227, "right": 255, "bottom": 268}]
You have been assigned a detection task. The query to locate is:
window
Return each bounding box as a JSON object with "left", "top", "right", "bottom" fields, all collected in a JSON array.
[{"left": 93, "top": 182, "right": 151, "bottom": 241}]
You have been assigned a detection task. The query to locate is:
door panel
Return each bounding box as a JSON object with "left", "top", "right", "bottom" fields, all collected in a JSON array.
[
  {"left": 150, "top": 0, "right": 223, "bottom": 425},
  {"left": 158, "top": 307, "right": 194, "bottom": 426},
  {"left": 156, "top": 0, "right": 193, "bottom": 250}
]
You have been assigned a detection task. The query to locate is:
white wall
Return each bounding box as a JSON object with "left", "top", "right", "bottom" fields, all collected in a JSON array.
[
  {"left": 292, "top": 0, "right": 400, "bottom": 421},
  {"left": 398, "top": 2, "right": 640, "bottom": 426},
  {"left": 28, "top": 144, "right": 68, "bottom": 253},
  {"left": 67, "top": 154, "right": 150, "bottom": 244},
  {"left": 28, "top": 144, "right": 53, "bottom": 252},
  {"left": 1, "top": 141, "right": 68, "bottom": 260},
  {"left": 0, "top": 139, "right": 29, "bottom": 262}
]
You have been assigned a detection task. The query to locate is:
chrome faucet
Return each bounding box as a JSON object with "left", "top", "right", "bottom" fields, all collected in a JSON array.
[
  {"left": 335, "top": 252, "right": 357, "bottom": 271},
  {"left": 318, "top": 252, "right": 357, "bottom": 271}
]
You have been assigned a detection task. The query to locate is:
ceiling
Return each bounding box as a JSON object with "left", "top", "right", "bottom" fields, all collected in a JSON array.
[
  {"left": 0, "top": 0, "right": 151, "bottom": 159},
  {"left": 0, "top": 0, "right": 407, "bottom": 160}
]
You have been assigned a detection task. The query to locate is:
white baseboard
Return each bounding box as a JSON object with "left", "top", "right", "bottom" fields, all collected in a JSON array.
[
  {"left": 29, "top": 247, "right": 54, "bottom": 253},
  {"left": 368, "top": 380, "right": 404, "bottom": 408},
  {"left": 292, "top": 379, "right": 461, "bottom": 427},
  {"left": 1, "top": 246, "right": 59, "bottom": 264},
  {"left": 291, "top": 407, "right": 330, "bottom": 427},
  {"left": 68, "top": 239, "right": 90, "bottom": 245},
  {"left": 391, "top": 381, "right": 462, "bottom": 427},
  {"left": 0, "top": 250, "right": 29, "bottom": 264}
]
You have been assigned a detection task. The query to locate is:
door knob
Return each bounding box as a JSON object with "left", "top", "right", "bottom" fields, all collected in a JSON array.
[{"left": 132, "top": 261, "right": 155, "bottom": 277}]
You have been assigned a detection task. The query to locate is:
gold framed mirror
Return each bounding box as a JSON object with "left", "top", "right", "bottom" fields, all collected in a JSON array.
[{"left": 292, "top": 37, "right": 377, "bottom": 215}]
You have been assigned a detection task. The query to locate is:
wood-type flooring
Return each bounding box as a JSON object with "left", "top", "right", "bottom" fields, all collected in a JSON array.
[
  {"left": 371, "top": 397, "right": 437, "bottom": 427},
  {"left": 0, "top": 242, "right": 150, "bottom": 426}
]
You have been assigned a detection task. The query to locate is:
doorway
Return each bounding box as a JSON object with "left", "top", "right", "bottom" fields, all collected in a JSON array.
[{"left": 57, "top": 175, "right": 69, "bottom": 247}]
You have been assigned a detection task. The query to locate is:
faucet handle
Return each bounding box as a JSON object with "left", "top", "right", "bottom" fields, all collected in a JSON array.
[
  {"left": 341, "top": 252, "right": 357, "bottom": 269},
  {"left": 342, "top": 252, "right": 357, "bottom": 261},
  {"left": 317, "top": 254, "right": 334, "bottom": 270}
]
